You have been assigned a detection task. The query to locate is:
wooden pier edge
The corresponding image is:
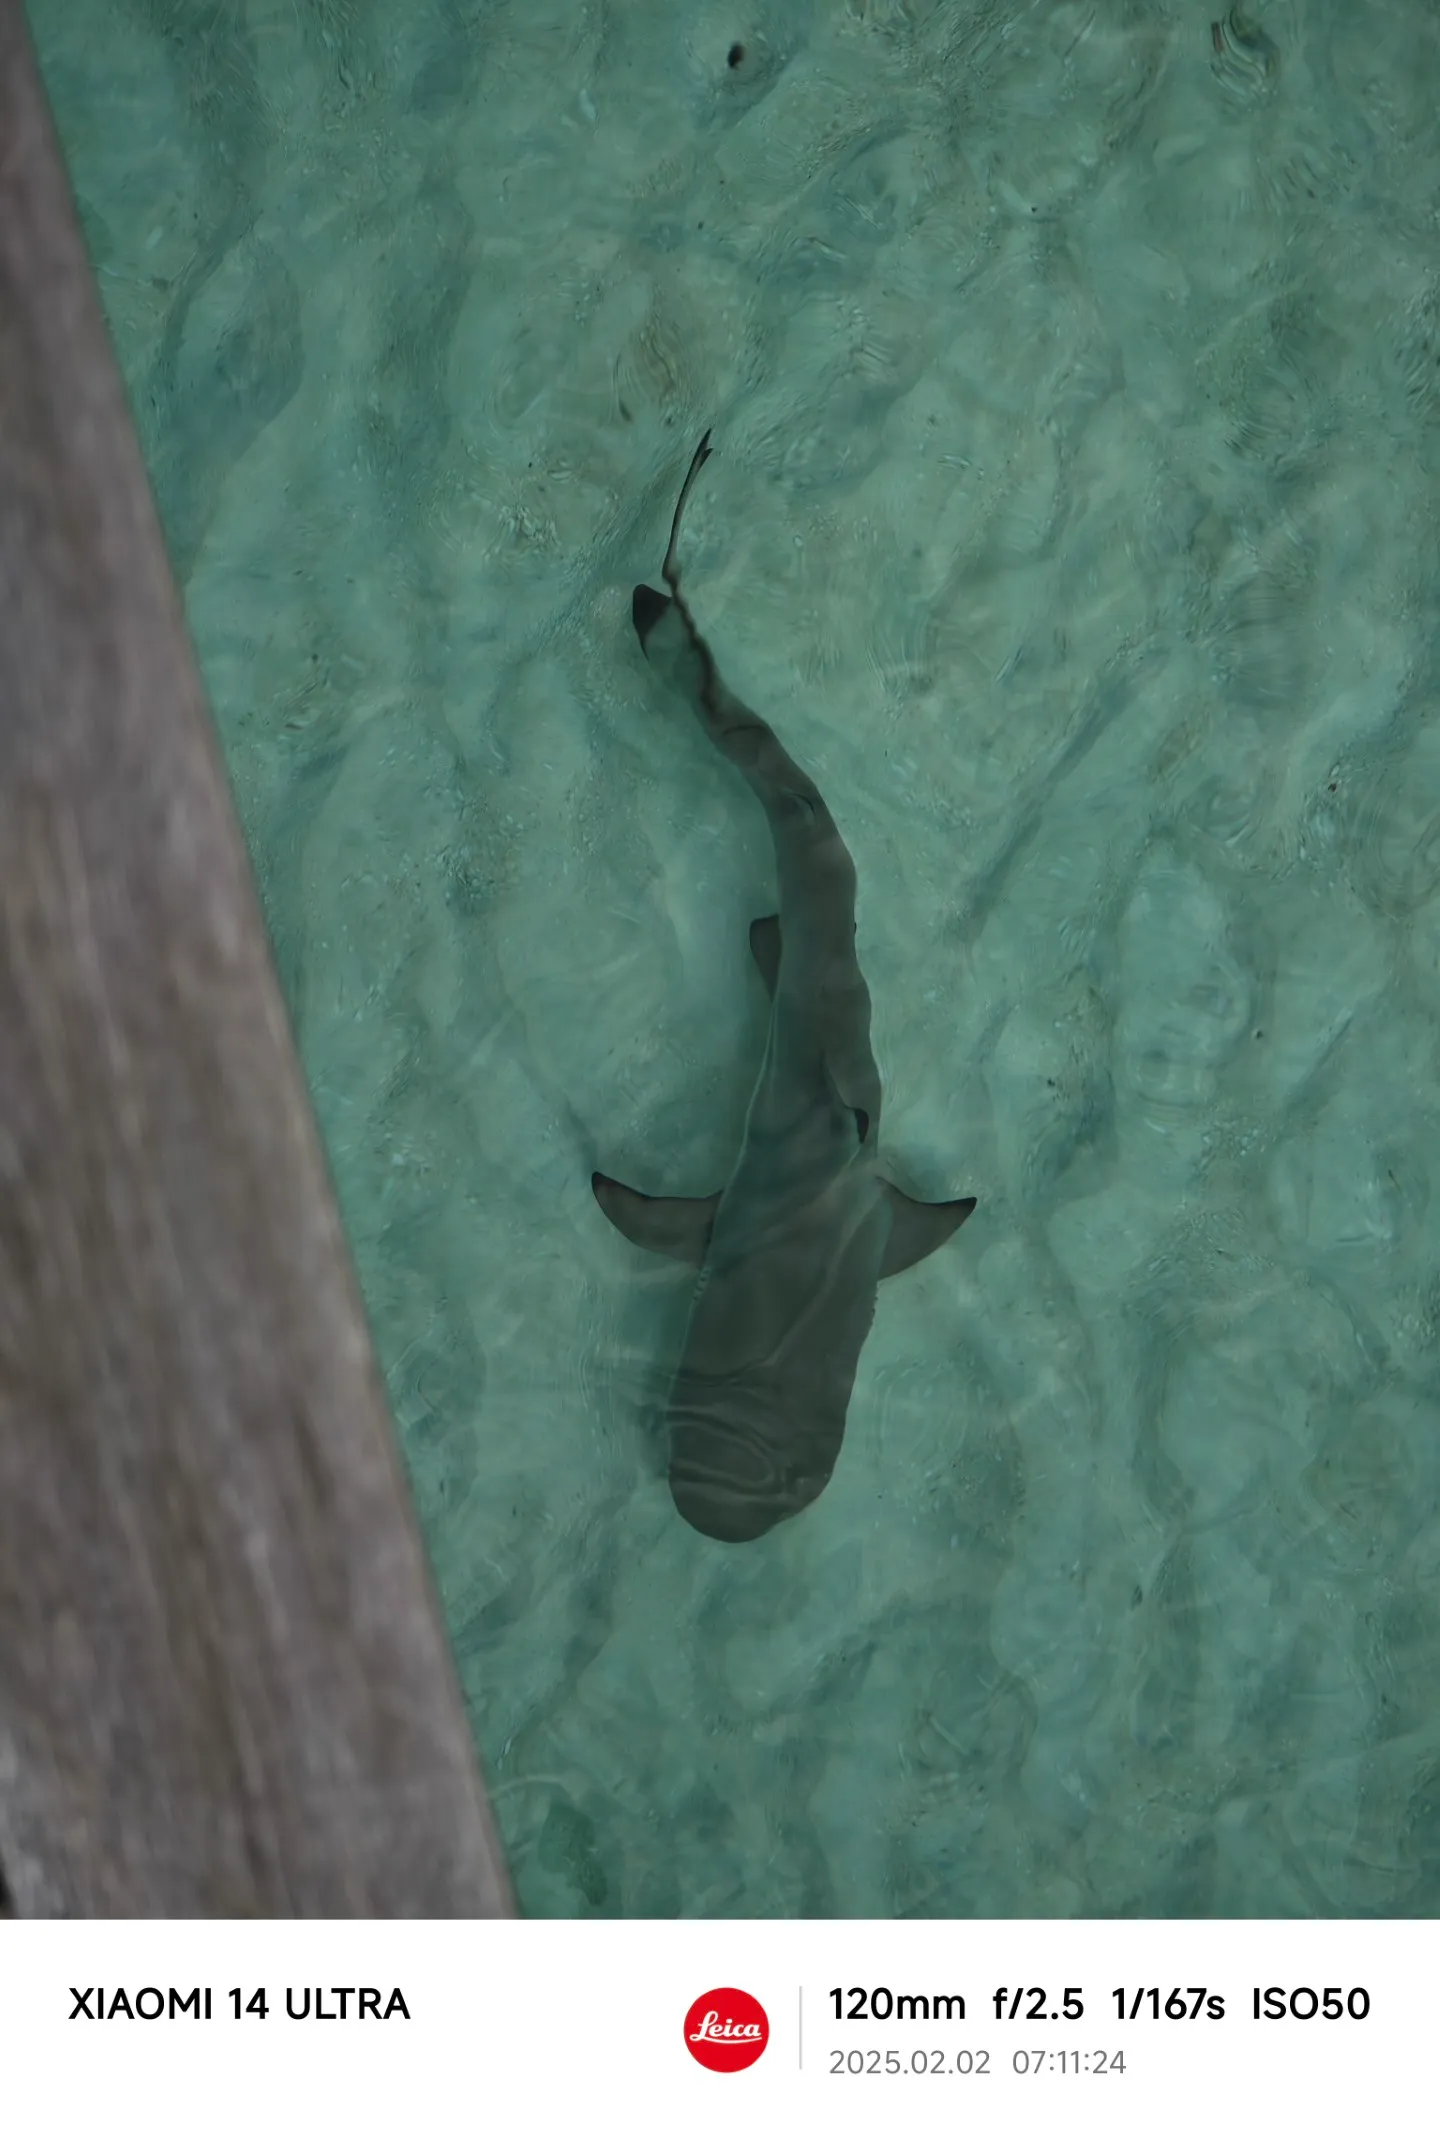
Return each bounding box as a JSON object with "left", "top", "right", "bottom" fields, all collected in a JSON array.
[{"left": 0, "top": 1, "right": 515, "bottom": 1917}]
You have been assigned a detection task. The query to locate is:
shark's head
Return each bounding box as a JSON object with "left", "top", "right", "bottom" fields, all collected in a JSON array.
[
  {"left": 668, "top": 1454, "right": 833, "bottom": 1544},
  {"left": 663, "top": 1198, "right": 887, "bottom": 1543},
  {"left": 665, "top": 1370, "right": 845, "bottom": 1543}
]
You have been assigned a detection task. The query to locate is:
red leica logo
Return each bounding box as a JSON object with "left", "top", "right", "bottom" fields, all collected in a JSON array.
[{"left": 683, "top": 1987, "right": 770, "bottom": 2072}]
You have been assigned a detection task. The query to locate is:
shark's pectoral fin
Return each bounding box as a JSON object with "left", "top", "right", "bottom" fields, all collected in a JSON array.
[
  {"left": 879, "top": 1184, "right": 977, "bottom": 1277},
  {"left": 592, "top": 1172, "right": 720, "bottom": 1264},
  {"left": 748, "top": 913, "right": 782, "bottom": 996}
]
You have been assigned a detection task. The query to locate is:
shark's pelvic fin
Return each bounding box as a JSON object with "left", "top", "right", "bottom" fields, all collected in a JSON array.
[
  {"left": 592, "top": 1172, "right": 720, "bottom": 1264},
  {"left": 748, "top": 913, "right": 782, "bottom": 997},
  {"left": 817, "top": 1053, "right": 872, "bottom": 1149},
  {"left": 879, "top": 1185, "right": 977, "bottom": 1278}
]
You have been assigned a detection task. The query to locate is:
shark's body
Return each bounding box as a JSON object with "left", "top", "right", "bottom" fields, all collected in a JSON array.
[{"left": 595, "top": 435, "right": 974, "bottom": 1542}]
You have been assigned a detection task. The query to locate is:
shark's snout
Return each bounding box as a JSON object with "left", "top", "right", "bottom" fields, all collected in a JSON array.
[
  {"left": 632, "top": 582, "right": 671, "bottom": 649},
  {"left": 668, "top": 1426, "right": 830, "bottom": 1544},
  {"left": 669, "top": 1472, "right": 801, "bottom": 1544}
]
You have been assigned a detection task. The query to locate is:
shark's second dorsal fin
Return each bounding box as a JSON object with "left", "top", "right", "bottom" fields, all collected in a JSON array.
[
  {"left": 879, "top": 1184, "right": 977, "bottom": 1278},
  {"left": 592, "top": 1173, "right": 720, "bottom": 1265},
  {"left": 748, "top": 913, "right": 781, "bottom": 997}
]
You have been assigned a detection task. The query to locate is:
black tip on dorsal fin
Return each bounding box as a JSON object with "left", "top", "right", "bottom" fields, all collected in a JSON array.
[{"left": 632, "top": 583, "right": 671, "bottom": 648}]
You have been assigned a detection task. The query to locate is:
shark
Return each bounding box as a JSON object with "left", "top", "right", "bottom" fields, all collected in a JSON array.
[{"left": 594, "top": 433, "right": 975, "bottom": 1542}]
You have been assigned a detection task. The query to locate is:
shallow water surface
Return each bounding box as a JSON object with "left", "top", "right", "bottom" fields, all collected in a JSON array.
[{"left": 32, "top": 0, "right": 1440, "bottom": 1915}]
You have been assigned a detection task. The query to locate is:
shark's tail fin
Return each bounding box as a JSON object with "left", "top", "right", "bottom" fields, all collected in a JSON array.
[{"left": 635, "top": 434, "right": 835, "bottom": 841}]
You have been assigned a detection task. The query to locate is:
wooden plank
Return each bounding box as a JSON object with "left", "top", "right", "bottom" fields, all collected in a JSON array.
[{"left": 0, "top": 0, "right": 515, "bottom": 1917}]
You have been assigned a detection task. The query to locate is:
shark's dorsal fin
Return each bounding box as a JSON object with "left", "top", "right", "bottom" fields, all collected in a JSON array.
[
  {"left": 748, "top": 913, "right": 782, "bottom": 997},
  {"left": 592, "top": 1173, "right": 720, "bottom": 1265},
  {"left": 632, "top": 583, "right": 672, "bottom": 648},
  {"left": 879, "top": 1184, "right": 977, "bottom": 1278}
]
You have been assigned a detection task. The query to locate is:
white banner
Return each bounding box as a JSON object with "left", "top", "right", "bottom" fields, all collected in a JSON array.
[{"left": 1, "top": 1919, "right": 1427, "bottom": 2138}]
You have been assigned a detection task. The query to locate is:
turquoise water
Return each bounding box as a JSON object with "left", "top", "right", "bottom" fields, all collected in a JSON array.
[{"left": 31, "top": 0, "right": 1440, "bottom": 1915}]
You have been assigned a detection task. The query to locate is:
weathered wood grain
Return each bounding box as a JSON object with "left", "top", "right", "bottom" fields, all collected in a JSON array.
[{"left": 0, "top": 0, "right": 515, "bottom": 1917}]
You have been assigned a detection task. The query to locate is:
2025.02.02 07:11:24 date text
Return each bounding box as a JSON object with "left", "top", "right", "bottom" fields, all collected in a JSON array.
[{"left": 829, "top": 2048, "right": 1125, "bottom": 2076}]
